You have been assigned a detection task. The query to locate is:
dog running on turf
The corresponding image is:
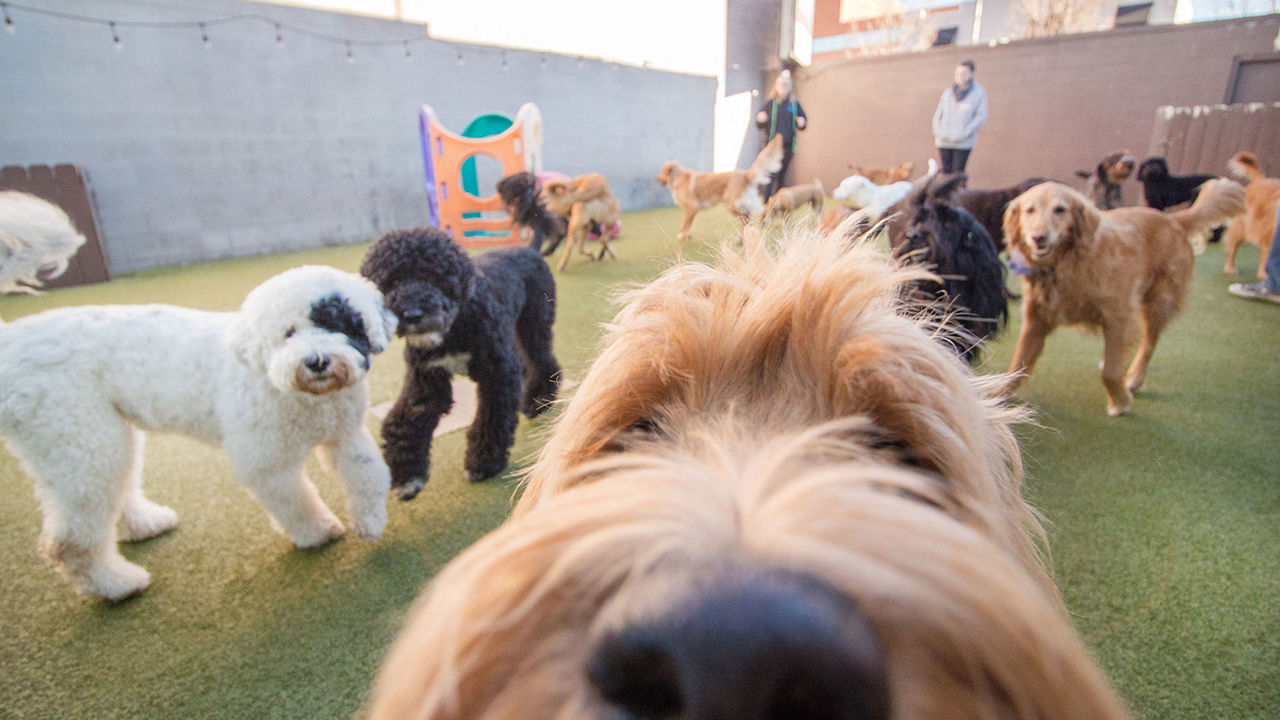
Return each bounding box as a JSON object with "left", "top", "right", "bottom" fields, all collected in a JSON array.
[
  {"left": 496, "top": 171, "right": 567, "bottom": 257},
  {"left": 360, "top": 227, "right": 560, "bottom": 501},
  {"left": 367, "top": 225, "right": 1132, "bottom": 720}
]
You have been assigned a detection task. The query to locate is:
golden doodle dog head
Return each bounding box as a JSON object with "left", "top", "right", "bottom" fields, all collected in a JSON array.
[
  {"left": 368, "top": 227, "right": 1130, "bottom": 720},
  {"left": 1003, "top": 182, "right": 1101, "bottom": 265}
]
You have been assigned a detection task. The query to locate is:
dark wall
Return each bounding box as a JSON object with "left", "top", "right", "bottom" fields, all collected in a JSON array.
[{"left": 791, "top": 16, "right": 1280, "bottom": 202}]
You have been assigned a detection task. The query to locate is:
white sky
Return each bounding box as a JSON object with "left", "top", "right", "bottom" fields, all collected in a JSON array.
[{"left": 257, "top": 0, "right": 725, "bottom": 75}]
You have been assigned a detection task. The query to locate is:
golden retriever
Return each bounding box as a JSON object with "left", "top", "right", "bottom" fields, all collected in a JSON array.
[
  {"left": 845, "top": 160, "right": 914, "bottom": 186},
  {"left": 1224, "top": 151, "right": 1280, "bottom": 279},
  {"left": 763, "top": 178, "right": 824, "bottom": 221},
  {"left": 1001, "top": 180, "right": 1244, "bottom": 416},
  {"left": 542, "top": 173, "right": 621, "bottom": 272},
  {"left": 656, "top": 135, "right": 783, "bottom": 241}
]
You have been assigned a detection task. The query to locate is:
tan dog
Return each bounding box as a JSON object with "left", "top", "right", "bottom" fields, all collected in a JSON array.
[
  {"left": 1002, "top": 180, "right": 1244, "bottom": 416},
  {"left": 845, "top": 160, "right": 914, "bottom": 186},
  {"left": 542, "top": 173, "right": 621, "bottom": 272},
  {"left": 1224, "top": 151, "right": 1280, "bottom": 278},
  {"left": 763, "top": 178, "right": 824, "bottom": 221},
  {"left": 368, "top": 225, "right": 1132, "bottom": 720},
  {"left": 655, "top": 134, "right": 784, "bottom": 241}
]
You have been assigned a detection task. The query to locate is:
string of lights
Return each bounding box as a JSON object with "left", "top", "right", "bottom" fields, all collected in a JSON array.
[
  {"left": 0, "top": 0, "right": 435, "bottom": 59},
  {"left": 0, "top": 1, "right": 627, "bottom": 69}
]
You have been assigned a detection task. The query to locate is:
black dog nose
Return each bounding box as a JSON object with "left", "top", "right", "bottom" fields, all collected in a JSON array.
[
  {"left": 304, "top": 354, "right": 330, "bottom": 373},
  {"left": 588, "top": 570, "right": 889, "bottom": 720},
  {"left": 401, "top": 308, "right": 425, "bottom": 322}
]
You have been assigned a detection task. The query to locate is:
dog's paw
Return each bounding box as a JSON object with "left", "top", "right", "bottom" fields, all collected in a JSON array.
[
  {"left": 1106, "top": 402, "right": 1131, "bottom": 417},
  {"left": 292, "top": 514, "right": 346, "bottom": 548},
  {"left": 466, "top": 469, "right": 496, "bottom": 483},
  {"left": 396, "top": 477, "right": 427, "bottom": 501},
  {"left": 353, "top": 511, "right": 387, "bottom": 541},
  {"left": 118, "top": 502, "right": 179, "bottom": 542},
  {"left": 85, "top": 556, "right": 152, "bottom": 602}
]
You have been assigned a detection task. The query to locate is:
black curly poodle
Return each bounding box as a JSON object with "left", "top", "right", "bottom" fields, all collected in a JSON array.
[{"left": 361, "top": 227, "right": 560, "bottom": 500}]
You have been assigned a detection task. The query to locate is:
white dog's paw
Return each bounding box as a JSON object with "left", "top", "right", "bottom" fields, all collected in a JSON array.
[
  {"left": 291, "top": 513, "right": 346, "bottom": 548},
  {"left": 353, "top": 510, "right": 387, "bottom": 541},
  {"left": 1106, "top": 402, "right": 1130, "bottom": 417},
  {"left": 84, "top": 556, "right": 152, "bottom": 602},
  {"left": 118, "top": 501, "right": 179, "bottom": 542}
]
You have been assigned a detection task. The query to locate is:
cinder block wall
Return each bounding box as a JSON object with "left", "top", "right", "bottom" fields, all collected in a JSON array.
[{"left": 0, "top": 0, "right": 715, "bottom": 273}]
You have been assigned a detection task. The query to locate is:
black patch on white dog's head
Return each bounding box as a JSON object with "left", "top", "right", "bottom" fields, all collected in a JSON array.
[{"left": 310, "top": 293, "right": 373, "bottom": 364}]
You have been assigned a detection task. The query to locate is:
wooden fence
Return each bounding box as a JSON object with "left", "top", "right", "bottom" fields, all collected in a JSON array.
[
  {"left": 0, "top": 164, "right": 109, "bottom": 289},
  {"left": 1147, "top": 102, "right": 1280, "bottom": 177}
]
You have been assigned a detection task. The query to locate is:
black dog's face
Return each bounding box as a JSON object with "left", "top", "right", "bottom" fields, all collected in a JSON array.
[
  {"left": 384, "top": 280, "right": 468, "bottom": 350},
  {"left": 1137, "top": 158, "right": 1168, "bottom": 183},
  {"left": 899, "top": 201, "right": 955, "bottom": 267}
]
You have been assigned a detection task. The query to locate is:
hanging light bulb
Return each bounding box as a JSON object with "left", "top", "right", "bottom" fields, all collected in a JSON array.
[
  {"left": 403, "top": 40, "right": 412, "bottom": 60},
  {"left": 110, "top": 21, "right": 122, "bottom": 50},
  {"left": 456, "top": 49, "right": 464, "bottom": 66},
  {"left": 345, "top": 42, "right": 354, "bottom": 63},
  {"left": 2, "top": 3, "right": 16, "bottom": 35},
  {"left": 200, "top": 22, "right": 210, "bottom": 49},
  {"left": 539, "top": 55, "right": 547, "bottom": 69},
  {"left": 275, "top": 23, "right": 283, "bottom": 47},
  {"left": 576, "top": 57, "right": 584, "bottom": 68},
  {"left": 501, "top": 50, "right": 509, "bottom": 71}
]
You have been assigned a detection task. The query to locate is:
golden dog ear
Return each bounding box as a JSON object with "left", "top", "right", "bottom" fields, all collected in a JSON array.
[
  {"left": 1002, "top": 196, "right": 1023, "bottom": 250},
  {"left": 1069, "top": 193, "right": 1101, "bottom": 240}
]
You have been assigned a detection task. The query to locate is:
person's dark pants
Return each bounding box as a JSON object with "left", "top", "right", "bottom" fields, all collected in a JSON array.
[
  {"left": 766, "top": 147, "right": 794, "bottom": 199},
  {"left": 938, "top": 147, "right": 971, "bottom": 174}
]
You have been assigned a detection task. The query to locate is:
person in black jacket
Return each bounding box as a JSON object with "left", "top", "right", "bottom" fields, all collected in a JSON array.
[{"left": 756, "top": 69, "right": 807, "bottom": 200}]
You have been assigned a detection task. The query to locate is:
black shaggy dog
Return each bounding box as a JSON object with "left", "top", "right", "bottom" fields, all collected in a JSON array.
[
  {"left": 1136, "top": 157, "right": 1219, "bottom": 210},
  {"left": 496, "top": 171, "right": 567, "bottom": 256},
  {"left": 1136, "top": 157, "right": 1225, "bottom": 243},
  {"left": 952, "top": 177, "right": 1048, "bottom": 252},
  {"left": 894, "top": 174, "right": 1008, "bottom": 364},
  {"left": 361, "top": 227, "right": 560, "bottom": 500}
]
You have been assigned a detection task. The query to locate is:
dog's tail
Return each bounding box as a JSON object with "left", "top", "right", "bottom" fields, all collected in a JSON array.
[
  {"left": 544, "top": 175, "right": 613, "bottom": 208},
  {"left": 1171, "top": 178, "right": 1245, "bottom": 254},
  {"left": 1226, "top": 152, "right": 1266, "bottom": 183},
  {"left": 745, "top": 134, "right": 786, "bottom": 187}
]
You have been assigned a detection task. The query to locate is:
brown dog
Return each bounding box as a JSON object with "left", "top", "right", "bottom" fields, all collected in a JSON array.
[
  {"left": 1075, "top": 151, "right": 1136, "bottom": 210},
  {"left": 1224, "top": 151, "right": 1280, "bottom": 279},
  {"left": 542, "top": 173, "right": 621, "bottom": 272},
  {"left": 1002, "top": 180, "right": 1244, "bottom": 415},
  {"left": 655, "top": 135, "right": 784, "bottom": 241},
  {"left": 367, "top": 225, "right": 1132, "bottom": 720},
  {"left": 846, "top": 160, "right": 914, "bottom": 186},
  {"left": 763, "top": 178, "right": 824, "bottom": 221}
]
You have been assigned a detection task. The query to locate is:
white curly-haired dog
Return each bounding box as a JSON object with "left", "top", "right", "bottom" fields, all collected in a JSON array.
[
  {"left": 0, "top": 191, "right": 87, "bottom": 295},
  {"left": 0, "top": 265, "right": 397, "bottom": 601}
]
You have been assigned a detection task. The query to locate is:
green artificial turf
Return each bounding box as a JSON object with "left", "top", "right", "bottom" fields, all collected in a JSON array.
[{"left": 0, "top": 206, "right": 1276, "bottom": 719}]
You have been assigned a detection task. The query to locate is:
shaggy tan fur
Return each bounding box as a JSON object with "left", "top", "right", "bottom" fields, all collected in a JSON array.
[
  {"left": 763, "top": 179, "right": 824, "bottom": 221},
  {"left": 368, "top": 225, "right": 1132, "bottom": 720},
  {"left": 541, "top": 173, "right": 621, "bottom": 272},
  {"left": 1002, "top": 180, "right": 1244, "bottom": 415},
  {"left": 846, "top": 160, "right": 914, "bottom": 186},
  {"left": 655, "top": 135, "right": 784, "bottom": 241},
  {"left": 1224, "top": 151, "right": 1280, "bottom": 279}
]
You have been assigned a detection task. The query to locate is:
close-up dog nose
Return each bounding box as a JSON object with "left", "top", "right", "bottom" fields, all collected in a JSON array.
[
  {"left": 304, "top": 353, "right": 330, "bottom": 373},
  {"left": 588, "top": 570, "right": 889, "bottom": 720},
  {"left": 400, "top": 308, "right": 424, "bottom": 322}
]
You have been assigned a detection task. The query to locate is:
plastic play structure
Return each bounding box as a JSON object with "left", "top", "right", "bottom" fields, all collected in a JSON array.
[{"left": 418, "top": 102, "right": 543, "bottom": 248}]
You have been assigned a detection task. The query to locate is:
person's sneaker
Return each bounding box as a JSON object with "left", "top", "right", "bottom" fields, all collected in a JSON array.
[{"left": 1228, "top": 281, "right": 1280, "bottom": 304}]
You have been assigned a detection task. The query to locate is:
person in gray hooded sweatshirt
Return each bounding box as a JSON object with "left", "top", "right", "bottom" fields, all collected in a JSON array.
[{"left": 932, "top": 60, "right": 987, "bottom": 174}]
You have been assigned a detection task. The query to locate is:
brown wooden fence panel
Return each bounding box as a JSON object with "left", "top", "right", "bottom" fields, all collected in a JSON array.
[
  {"left": 0, "top": 164, "right": 109, "bottom": 289},
  {"left": 1149, "top": 102, "right": 1280, "bottom": 179}
]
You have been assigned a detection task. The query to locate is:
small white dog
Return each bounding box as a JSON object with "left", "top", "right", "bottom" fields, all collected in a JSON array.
[
  {"left": 0, "top": 191, "right": 87, "bottom": 294},
  {"left": 832, "top": 158, "right": 938, "bottom": 221},
  {"left": 0, "top": 265, "right": 397, "bottom": 601}
]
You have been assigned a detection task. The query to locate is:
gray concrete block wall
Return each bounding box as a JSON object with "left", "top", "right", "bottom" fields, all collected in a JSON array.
[{"left": 0, "top": 0, "right": 716, "bottom": 273}]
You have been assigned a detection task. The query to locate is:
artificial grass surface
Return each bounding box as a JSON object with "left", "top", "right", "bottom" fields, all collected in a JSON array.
[{"left": 0, "top": 205, "right": 1276, "bottom": 719}]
